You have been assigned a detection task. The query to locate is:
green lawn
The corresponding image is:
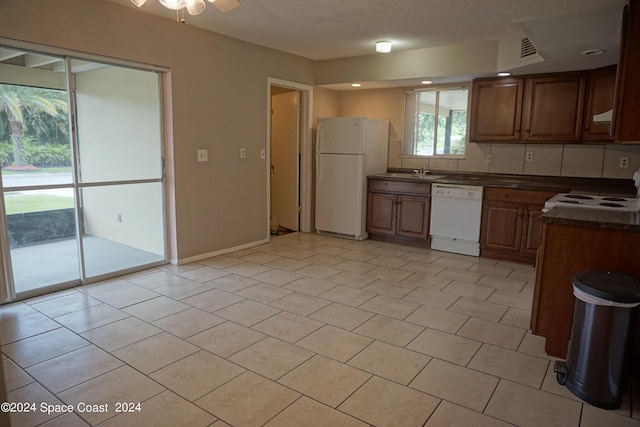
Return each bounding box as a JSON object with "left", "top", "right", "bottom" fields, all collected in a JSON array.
[
  {"left": 4, "top": 193, "right": 74, "bottom": 214},
  {"left": 2, "top": 167, "right": 72, "bottom": 174}
]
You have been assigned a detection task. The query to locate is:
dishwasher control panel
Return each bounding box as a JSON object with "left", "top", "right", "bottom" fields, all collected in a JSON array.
[{"left": 432, "top": 183, "right": 483, "bottom": 200}]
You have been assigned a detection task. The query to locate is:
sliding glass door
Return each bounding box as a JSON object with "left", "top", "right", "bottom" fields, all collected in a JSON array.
[
  {"left": 73, "top": 62, "right": 165, "bottom": 280},
  {"left": 0, "top": 46, "right": 166, "bottom": 300}
]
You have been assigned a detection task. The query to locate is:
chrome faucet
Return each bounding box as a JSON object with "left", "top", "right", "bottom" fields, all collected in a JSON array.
[{"left": 413, "top": 167, "right": 429, "bottom": 175}]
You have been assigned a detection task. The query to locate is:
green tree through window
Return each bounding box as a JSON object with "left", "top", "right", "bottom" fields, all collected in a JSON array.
[
  {"left": 403, "top": 86, "right": 469, "bottom": 157},
  {"left": 0, "top": 84, "right": 68, "bottom": 168}
]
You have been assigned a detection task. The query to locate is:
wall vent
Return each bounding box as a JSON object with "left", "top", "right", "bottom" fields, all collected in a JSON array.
[{"left": 520, "top": 36, "right": 538, "bottom": 59}]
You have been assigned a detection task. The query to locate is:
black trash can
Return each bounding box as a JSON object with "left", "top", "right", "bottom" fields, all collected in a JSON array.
[{"left": 555, "top": 271, "right": 640, "bottom": 409}]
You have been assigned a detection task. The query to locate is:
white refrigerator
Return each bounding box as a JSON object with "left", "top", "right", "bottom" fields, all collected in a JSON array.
[{"left": 315, "top": 116, "right": 389, "bottom": 240}]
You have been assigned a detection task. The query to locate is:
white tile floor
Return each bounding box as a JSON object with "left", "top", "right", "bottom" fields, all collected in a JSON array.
[{"left": 1, "top": 232, "right": 639, "bottom": 426}]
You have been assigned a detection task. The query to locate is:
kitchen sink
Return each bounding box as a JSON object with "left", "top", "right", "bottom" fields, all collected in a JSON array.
[{"left": 382, "top": 173, "right": 445, "bottom": 180}]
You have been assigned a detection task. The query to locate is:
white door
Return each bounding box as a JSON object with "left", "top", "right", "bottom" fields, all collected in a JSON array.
[{"left": 271, "top": 90, "right": 300, "bottom": 232}]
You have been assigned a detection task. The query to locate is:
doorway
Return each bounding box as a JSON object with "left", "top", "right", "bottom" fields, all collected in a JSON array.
[
  {"left": 270, "top": 87, "right": 300, "bottom": 234},
  {"left": 0, "top": 45, "right": 167, "bottom": 301},
  {"left": 267, "top": 78, "right": 313, "bottom": 236}
]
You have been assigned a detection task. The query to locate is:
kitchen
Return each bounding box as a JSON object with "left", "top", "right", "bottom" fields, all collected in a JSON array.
[{"left": 2, "top": 0, "right": 640, "bottom": 425}]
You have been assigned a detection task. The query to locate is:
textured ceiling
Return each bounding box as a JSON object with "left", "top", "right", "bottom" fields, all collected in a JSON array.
[{"left": 105, "top": 0, "right": 626, "bottom": 62}]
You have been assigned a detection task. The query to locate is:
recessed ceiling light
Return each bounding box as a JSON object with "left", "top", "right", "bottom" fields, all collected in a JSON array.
[
  {"left": 351, "top": 83, "right": 362, "bottom": 88},
  {"left": 421, "top": 80, "right": 433, "bottom": 85},
  {"left": 582, "top": 49, "right": 604, "bottom": 56},
  {"left": 498, "top": 72, "right": 511, "bottom": 77},
  {"left": 375, "top": 41, "right": 392, "bottom": 53}
]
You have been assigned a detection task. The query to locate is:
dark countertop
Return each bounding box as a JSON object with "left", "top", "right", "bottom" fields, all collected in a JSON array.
[
  {"left": 541, "top": 207, "right": 640, "bottom": 231},
  {"left": 369, "top": 169, "right": 637, "bottom": 196},
  {"left": 369, "top": 169, "right": 640, "bottom": 231}
]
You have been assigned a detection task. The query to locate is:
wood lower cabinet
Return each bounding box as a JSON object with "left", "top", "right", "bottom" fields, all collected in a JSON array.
[
  {"left": 367, "top": 178, "right": 430, "bottom": 246},
  {"left": 532, "top": 221, "right": 640, "bottom": 378},
  {"left": 480, "top": 188, "right": 556, "bottom": 264}
]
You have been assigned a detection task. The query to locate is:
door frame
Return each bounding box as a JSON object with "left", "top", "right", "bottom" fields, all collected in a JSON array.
[{"left": 266, "top": 78, "right": 313, "bottom": 236}]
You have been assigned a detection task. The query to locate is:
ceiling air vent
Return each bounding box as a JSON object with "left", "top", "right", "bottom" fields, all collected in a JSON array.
[{"left": 520, "top": 36, "right": 538, "bottom": 59}]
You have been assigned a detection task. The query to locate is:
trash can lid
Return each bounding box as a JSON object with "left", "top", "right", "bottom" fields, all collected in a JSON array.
[{"left": 573, "top": 271, "right": 640, "bottom": 304}]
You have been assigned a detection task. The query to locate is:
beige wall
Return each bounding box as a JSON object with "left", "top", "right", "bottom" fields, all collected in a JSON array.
[
  {"left": 314, "top": 86, "right": 640, "bottom": 179},
  {"left": 0, "top": 0, "right": 315, "bottom": 262}
]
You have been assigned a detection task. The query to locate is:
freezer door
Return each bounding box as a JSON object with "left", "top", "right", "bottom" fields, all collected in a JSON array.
[
  {"left": 317, "top": 117, "right": 365, "bottom": 154},
  {"left": 315, "top": 153, "right": 366, "bottom": 238}
]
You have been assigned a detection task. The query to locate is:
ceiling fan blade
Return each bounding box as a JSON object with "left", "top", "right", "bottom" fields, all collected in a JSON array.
[{"left": 208, "top": 0, "right": 240, "bottom": 13}]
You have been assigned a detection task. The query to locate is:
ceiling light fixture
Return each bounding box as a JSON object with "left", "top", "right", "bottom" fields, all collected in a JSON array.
[
  {"left": 421, "top": 80, "right": 433, "bottom": 85},
  {"left": 131, "top": 0, "right": 239, "bottom": 22},
  {"left": 498, "top": 72, "right": 511, "bottom": 77},
  {"left": 351, "top": 83, "right": 362, "bottom": 88},
  {"left": 375, "top": 41, "right": 392, "bottom": 53}
]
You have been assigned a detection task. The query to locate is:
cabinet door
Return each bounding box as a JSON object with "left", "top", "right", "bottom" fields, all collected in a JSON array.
[
  {"left": 470, "top": 78, "right": 524, "bottom": 142},
  {"left": 481, "top": 202, "right": 523, "bottom": 251},
  {"left": 523, "top": 73, "right": 587, "bottom": 142},
  {"left": 583, "top": 65, "right": 616, "bottom": 142},
  {"left": 367, "top": 192, "right": 397, "bottom": 235},
  {"left": 521, "top": 205, "right": 545, "bottom": 256},
  {"left": 396, "top": 195, "right": 430, "bottom": 239},
  {"left": 613, "top": 2, "right": 640, "bottom": 142}
]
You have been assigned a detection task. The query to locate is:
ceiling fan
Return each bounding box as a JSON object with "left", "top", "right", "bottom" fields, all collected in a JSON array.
[{"left": 131, "top": 0, "right": 240, "bottom": 17}]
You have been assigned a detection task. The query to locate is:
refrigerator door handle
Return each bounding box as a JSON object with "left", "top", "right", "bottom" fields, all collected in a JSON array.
[{"left": 316, "top": 155, "right": 322, "bottom": 183}]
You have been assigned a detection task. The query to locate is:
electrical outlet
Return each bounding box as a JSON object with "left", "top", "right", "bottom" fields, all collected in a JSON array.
[
  {"left": 620, "top": 157, "right": 629, "bottom": 168},
  {"left": 197, "top": 149, "right": 208, "bottom": 162},
  {"left": 260, "top": 149, "right": 266, "bottom": 160},
  {"left": 486, "top": 154, "right": 493, "bottom": 164},
  {"left": 240, "top": 148, "right": 246, "bottom": 159},
  {"left": 526, "top": 151, "right": 534, "bottom": 162}
]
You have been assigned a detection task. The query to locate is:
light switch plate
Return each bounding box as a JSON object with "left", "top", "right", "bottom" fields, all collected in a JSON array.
[
  {"left": 197, "top": 149, "right": 208, "bottom": 162},
  {"left": 261, "top": 149, "right": 266, "bottom": 160},
  {"left": 486, "top": 154, "right": 493, "bottom": 164}
]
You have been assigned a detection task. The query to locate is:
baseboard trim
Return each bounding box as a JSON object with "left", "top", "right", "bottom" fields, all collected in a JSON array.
[{"left": 171, "top": 237, "right": 270, "bottom": 265}]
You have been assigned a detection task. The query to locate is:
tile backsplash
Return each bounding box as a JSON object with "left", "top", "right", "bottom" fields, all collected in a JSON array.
[{"left": 395, "top": 142, "right": 640, "bottom": 179}]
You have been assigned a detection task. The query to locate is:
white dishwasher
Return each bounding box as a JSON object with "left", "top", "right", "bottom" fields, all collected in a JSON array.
[{"left": 430, "top": 183, "right": 483, "bottom": 256}]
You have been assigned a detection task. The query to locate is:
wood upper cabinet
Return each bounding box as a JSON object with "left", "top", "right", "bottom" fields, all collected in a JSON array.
[
  {"left": 522, "top": 72, "right": 587, "bottom": 142},
  {"left": 470, "top": 70, "right": 618, "bottom": 143},
  {"left": 367, "top": 178, "right": 431, "bottom": 245},
  {"left": 470, "top": 78, "right": 524, "bottom": 142},
  {"left": 613, "top": 2, "right": 640, "bottom": 142},
  {"left": 583, "top": 65, "right": 617, "bottom": 142},
  {"left": 480, "top": 188, "right": 556, "bottom": 264}
]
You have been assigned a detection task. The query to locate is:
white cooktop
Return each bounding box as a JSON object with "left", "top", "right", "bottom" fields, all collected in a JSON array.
[{"left": 543, "top": 193, "right": 640, "bottom": 213}]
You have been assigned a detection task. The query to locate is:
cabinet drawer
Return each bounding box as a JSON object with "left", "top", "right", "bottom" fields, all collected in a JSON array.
[
  {"left": 484, "top": 187, "right": 555, "bottom": 204},
  {"left": 368, "top": 179, "right": 431, "bottom": 195}
]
